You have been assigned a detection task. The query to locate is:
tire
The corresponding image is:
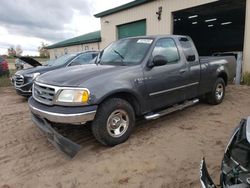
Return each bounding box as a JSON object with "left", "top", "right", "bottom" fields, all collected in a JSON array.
[
  {"left": 206, "top": 78, "right": 225, "bottom": 105},
  {"left": 91, "top": 98, "right": 135, "bottom": 146}
]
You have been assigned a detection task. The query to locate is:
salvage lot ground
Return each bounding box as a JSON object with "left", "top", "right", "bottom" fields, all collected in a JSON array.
[{"left": 0, "top": 85, "right": 249, "bottom": 188}]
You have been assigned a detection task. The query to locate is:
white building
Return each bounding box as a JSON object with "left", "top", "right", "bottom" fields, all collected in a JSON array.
[
  {"left": 46, "top": 31, "right": 101, "bottom": 59},
  {"left": 48, "top": 0, "right": 250, "bottom": 72}
]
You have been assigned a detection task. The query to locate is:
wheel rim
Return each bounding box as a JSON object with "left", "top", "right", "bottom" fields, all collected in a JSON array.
[
  {"left": 107, "top": 109, "right": 129, "bottom": 138},
  {"left": 215, "top": 83, "right": 224, "bottom": 100}
]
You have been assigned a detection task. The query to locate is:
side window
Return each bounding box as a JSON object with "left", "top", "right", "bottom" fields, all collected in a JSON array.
[
  {"left": 70, "top": 53, "right": 94, "bottom": 66},
  {"left": 152, "top": 38, "right": 180, "bottom": 64},
  {"left": 179, "top": 37, "right": 196, "bottom": 61}
]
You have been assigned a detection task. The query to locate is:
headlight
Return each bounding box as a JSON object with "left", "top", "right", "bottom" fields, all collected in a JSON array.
[
  {"left": 56, "top": 89, "right": 89, "bottom": 104},
  {"left": 25, "top": 72, "right": 40, "bottom": 79}
]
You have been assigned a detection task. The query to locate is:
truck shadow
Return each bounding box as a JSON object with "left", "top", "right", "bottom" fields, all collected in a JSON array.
[{"left": 52, "top": 103, "right": 205, "bottom": 154}]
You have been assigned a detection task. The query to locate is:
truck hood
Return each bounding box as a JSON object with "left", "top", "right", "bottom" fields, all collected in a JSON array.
[
  {"left": 18, "top": 57, "right": 42, "bottom": 67},
  {"left": 36, "top": 64, "right": 130, "bottom": 87}
]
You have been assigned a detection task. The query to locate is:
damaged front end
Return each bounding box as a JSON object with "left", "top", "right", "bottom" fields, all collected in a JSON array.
[
  {"left": 200, "top": 117, "right": 250, "bottom": 188},
  {"left": 31, "top": 114, "right": 81, "bottom": 158}
]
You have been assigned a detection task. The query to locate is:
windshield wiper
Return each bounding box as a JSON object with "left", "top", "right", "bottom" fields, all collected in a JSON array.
[
  {"left": 96, "top": 50, "right": 104, "bottom": 65},
  {"left": 113, "top": 49, "right": 126, "bottom": 66},
  {"left": 113, "top": 49, "right": 124, "bottom": 60}
]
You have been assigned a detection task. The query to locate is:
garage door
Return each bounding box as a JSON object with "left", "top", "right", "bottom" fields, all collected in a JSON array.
[{"left": 117, "top": 20, "right": 146, "bottom": 39}]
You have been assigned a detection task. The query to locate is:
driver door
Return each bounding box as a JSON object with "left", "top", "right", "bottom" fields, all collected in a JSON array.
[{"left": 144, "top": 38, "right": 188, "bottom": 111}]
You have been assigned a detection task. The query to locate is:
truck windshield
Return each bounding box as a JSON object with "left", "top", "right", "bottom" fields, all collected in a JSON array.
[
  {"left": 48, "top": 53, "right": 76, "bottom": 67},
  {"left": 98, "top": 38, "right": 153, "bottom": 66}
]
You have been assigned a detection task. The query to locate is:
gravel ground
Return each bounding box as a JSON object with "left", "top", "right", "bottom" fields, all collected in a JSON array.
[{"left": 0, "top": 85, "right": 249, "bottom": 188}]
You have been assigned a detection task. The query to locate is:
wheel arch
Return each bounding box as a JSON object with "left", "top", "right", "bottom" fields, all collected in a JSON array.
[
  {"left": 217, "top": 71, "right": 228, "bottom": 86},
  {"left": 97, "top": 90, "right": 143, "bottom": 116}
]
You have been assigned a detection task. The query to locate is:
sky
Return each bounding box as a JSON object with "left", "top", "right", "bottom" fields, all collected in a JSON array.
[{"left": 0, "top": 0, "right": 134, "bottom": 56}]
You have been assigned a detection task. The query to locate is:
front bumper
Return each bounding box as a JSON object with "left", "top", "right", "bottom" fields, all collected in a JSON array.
[
  {"left": 28, "top": 97, "right": 97, "bottom": 124},
  {"left": 29, "top": 97, "right": 98, "bottom": 157},
  {"left": 15, "top": 81, "right": 33, "bottom": 97},
  {"left": 31, "top": 113, "right": 81, "bottom": 157}
]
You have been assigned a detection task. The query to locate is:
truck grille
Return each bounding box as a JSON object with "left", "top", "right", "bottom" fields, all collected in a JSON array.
[
  {"left": 33, "top": 82, "right": 55, "bottom": 105},
  {"left": 14, "top": 74, "right": 24, "bottom": 87}
]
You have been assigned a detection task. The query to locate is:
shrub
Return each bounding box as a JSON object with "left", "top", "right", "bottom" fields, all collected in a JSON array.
[{"left": 242, "top": 72, "right": 250, "bottom": 86}]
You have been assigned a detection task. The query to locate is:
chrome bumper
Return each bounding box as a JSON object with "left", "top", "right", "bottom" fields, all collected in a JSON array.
[{"left": 28, "top": 97, "right": 96, "bottom": 124}]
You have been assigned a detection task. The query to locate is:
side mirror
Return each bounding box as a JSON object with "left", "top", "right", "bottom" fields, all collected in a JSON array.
[
  {"left": 187, "top": 55, "right": 196, "bottom": 62},
  {"left": 150, "top": 55, "right": 168, "bottom": 67}
]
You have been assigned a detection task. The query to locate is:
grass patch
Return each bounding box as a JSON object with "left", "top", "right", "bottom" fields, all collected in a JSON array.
[
  {"left": 242, "top": 72, "right": 250, "bottom": 86},
  {"left": 0, "top": 69, "right": 16, "bottom": 87},
  {"left": 0, "top": 76, "right": 12, "bottom": 87}
]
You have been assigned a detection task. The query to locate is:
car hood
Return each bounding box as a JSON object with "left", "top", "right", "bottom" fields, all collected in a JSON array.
[
  {"left": 18, "top": 57, "right": 42, "bottom": 67},
  {"left": 36, "top": 64, "right": 131, "bottom": 87},
  {"left": 15, "top": 64, "right": 62, "bottom": 76}
]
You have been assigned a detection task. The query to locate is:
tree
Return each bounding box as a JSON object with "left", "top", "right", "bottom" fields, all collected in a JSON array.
[
  {"left": 38, "top": 42, "right": 50, "bottom": 58},
  {"left": 15, "top": 45, "right": 23, "bottom": 56},
  {"left": 7, "top": 46, "right": 16, "bottom": 57}
]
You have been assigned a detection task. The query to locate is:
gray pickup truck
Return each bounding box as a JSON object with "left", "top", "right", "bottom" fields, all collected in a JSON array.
[{"left": 28, "top": 35, "right": 236, "bottom": 157}]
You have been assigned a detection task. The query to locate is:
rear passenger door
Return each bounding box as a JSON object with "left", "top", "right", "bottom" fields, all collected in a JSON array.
[
  {"left": 179, "top": 37, "right": 200, "bottom": 99},
  {"left": 144, "top": 38, "right": 189, "bottom": 111}
]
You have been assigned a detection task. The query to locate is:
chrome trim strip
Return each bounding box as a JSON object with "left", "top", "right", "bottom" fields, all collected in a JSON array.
[
  {"left": 225, "top": 127, "right": 240, "bottom": 153},
  {"left": 230, "top": 156, "right": 248, "bottom": 172},
  {"left": 29, "top": 103, "right": 96, "bottom": 124},
  {"left": 149, "top": 82, "right": 199, "bottom": 96},
  {"left": 16, "top": 87, "right": 32, "bottom": 93}
]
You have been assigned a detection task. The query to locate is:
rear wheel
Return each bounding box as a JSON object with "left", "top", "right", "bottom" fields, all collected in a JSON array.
[
  {"left": 91, "top": 98, "right": 135, "bottom": 146},
  {"left": 206, "top": 78, "right": 225, "bottom": 105}
]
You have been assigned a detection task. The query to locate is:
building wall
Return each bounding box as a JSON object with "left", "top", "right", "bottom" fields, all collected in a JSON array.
[
  {"left": 99, "top": 0, "right": 250, "bottom": 72},
  {"left": 99, "top": 0, "right": 217, "bottom": 48},
  {"left": 48, "top": 42, "right": 100, "bottom": 59},
  {"left": 243, "top": 0, "right": 250, "bottom": 73}
]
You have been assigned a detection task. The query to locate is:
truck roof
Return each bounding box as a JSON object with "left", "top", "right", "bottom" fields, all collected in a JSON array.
[{"left": 121, "top": 34, "right": 189, "bottom": 40}]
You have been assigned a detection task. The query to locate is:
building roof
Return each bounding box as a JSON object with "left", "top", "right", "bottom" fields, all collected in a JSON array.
[
  {"left": 94, "top": 0, "right": 153, "bottom": 18},
  {"left": 46, "top": 31, "right": 101, "bottom": 49}
]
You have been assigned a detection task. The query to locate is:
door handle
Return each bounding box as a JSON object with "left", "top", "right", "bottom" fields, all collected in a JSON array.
[{"left": 179, "top": 69, "right": 187, "bottom": 73}]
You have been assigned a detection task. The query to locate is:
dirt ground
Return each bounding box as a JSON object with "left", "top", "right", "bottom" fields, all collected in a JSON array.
[{"left": 0, "top": 85, "right": 249, "bottom": 188}]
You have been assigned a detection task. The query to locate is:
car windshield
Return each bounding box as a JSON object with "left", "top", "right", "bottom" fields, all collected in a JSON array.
[
  {"left": 48, "top": 53, "right": 77, "bottom": 67},
  {"left": 98, "top": 38, "right": 153, "bottom": 66}
]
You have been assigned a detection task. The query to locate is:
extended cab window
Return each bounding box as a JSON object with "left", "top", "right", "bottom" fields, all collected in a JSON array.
[
  {"left": 152, "top": 38, "right": 180, "bottom": 64},
  {"left": 179, "top": 37, "right": 196, "bottom": 61}
]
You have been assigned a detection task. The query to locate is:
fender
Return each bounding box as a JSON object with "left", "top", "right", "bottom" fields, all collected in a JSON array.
[
  {"left": 96, "top": 88, "right": 146, "bottom": 115},
  {"left": 215, "top": 63, "right": 229, "bottom": 85}
]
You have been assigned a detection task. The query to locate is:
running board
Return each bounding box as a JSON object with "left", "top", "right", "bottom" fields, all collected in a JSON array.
[{"left": 144, "top": 99, "right": 199, "bottom": 120}]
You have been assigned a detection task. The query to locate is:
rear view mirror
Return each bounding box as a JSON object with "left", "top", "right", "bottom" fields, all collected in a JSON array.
[
  {"left": 151, "top": 55, "right": 168, "bottom": 67},
  {"left": 187, "top": 55, "right": 195, "bottom": 62}
]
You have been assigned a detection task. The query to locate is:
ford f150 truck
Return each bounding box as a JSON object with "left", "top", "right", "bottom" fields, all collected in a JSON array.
[{"left": 28, "top": 35, "right": 236, "bottom": 157}]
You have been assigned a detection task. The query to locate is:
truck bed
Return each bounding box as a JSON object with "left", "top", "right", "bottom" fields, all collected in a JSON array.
[{"left": 200, "top": 56, "right": 236, "bottom": 82}]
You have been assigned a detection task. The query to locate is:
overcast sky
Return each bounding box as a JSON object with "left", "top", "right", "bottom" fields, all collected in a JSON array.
[{"left": 0, "top": 0, "right": 133, "bottom": 56}]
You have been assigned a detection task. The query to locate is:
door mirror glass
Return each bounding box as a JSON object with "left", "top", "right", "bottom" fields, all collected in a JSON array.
[{"left": 152, "top": 55, "right": 168, "bottom": 67}]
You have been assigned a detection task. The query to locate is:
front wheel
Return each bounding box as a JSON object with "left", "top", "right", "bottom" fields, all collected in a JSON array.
[
  {"left": 91, "top": 98, "right": 135, "bottom": 146},
  {"left": 206, "top": 78, "right": 225, "bottom": 105}
]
